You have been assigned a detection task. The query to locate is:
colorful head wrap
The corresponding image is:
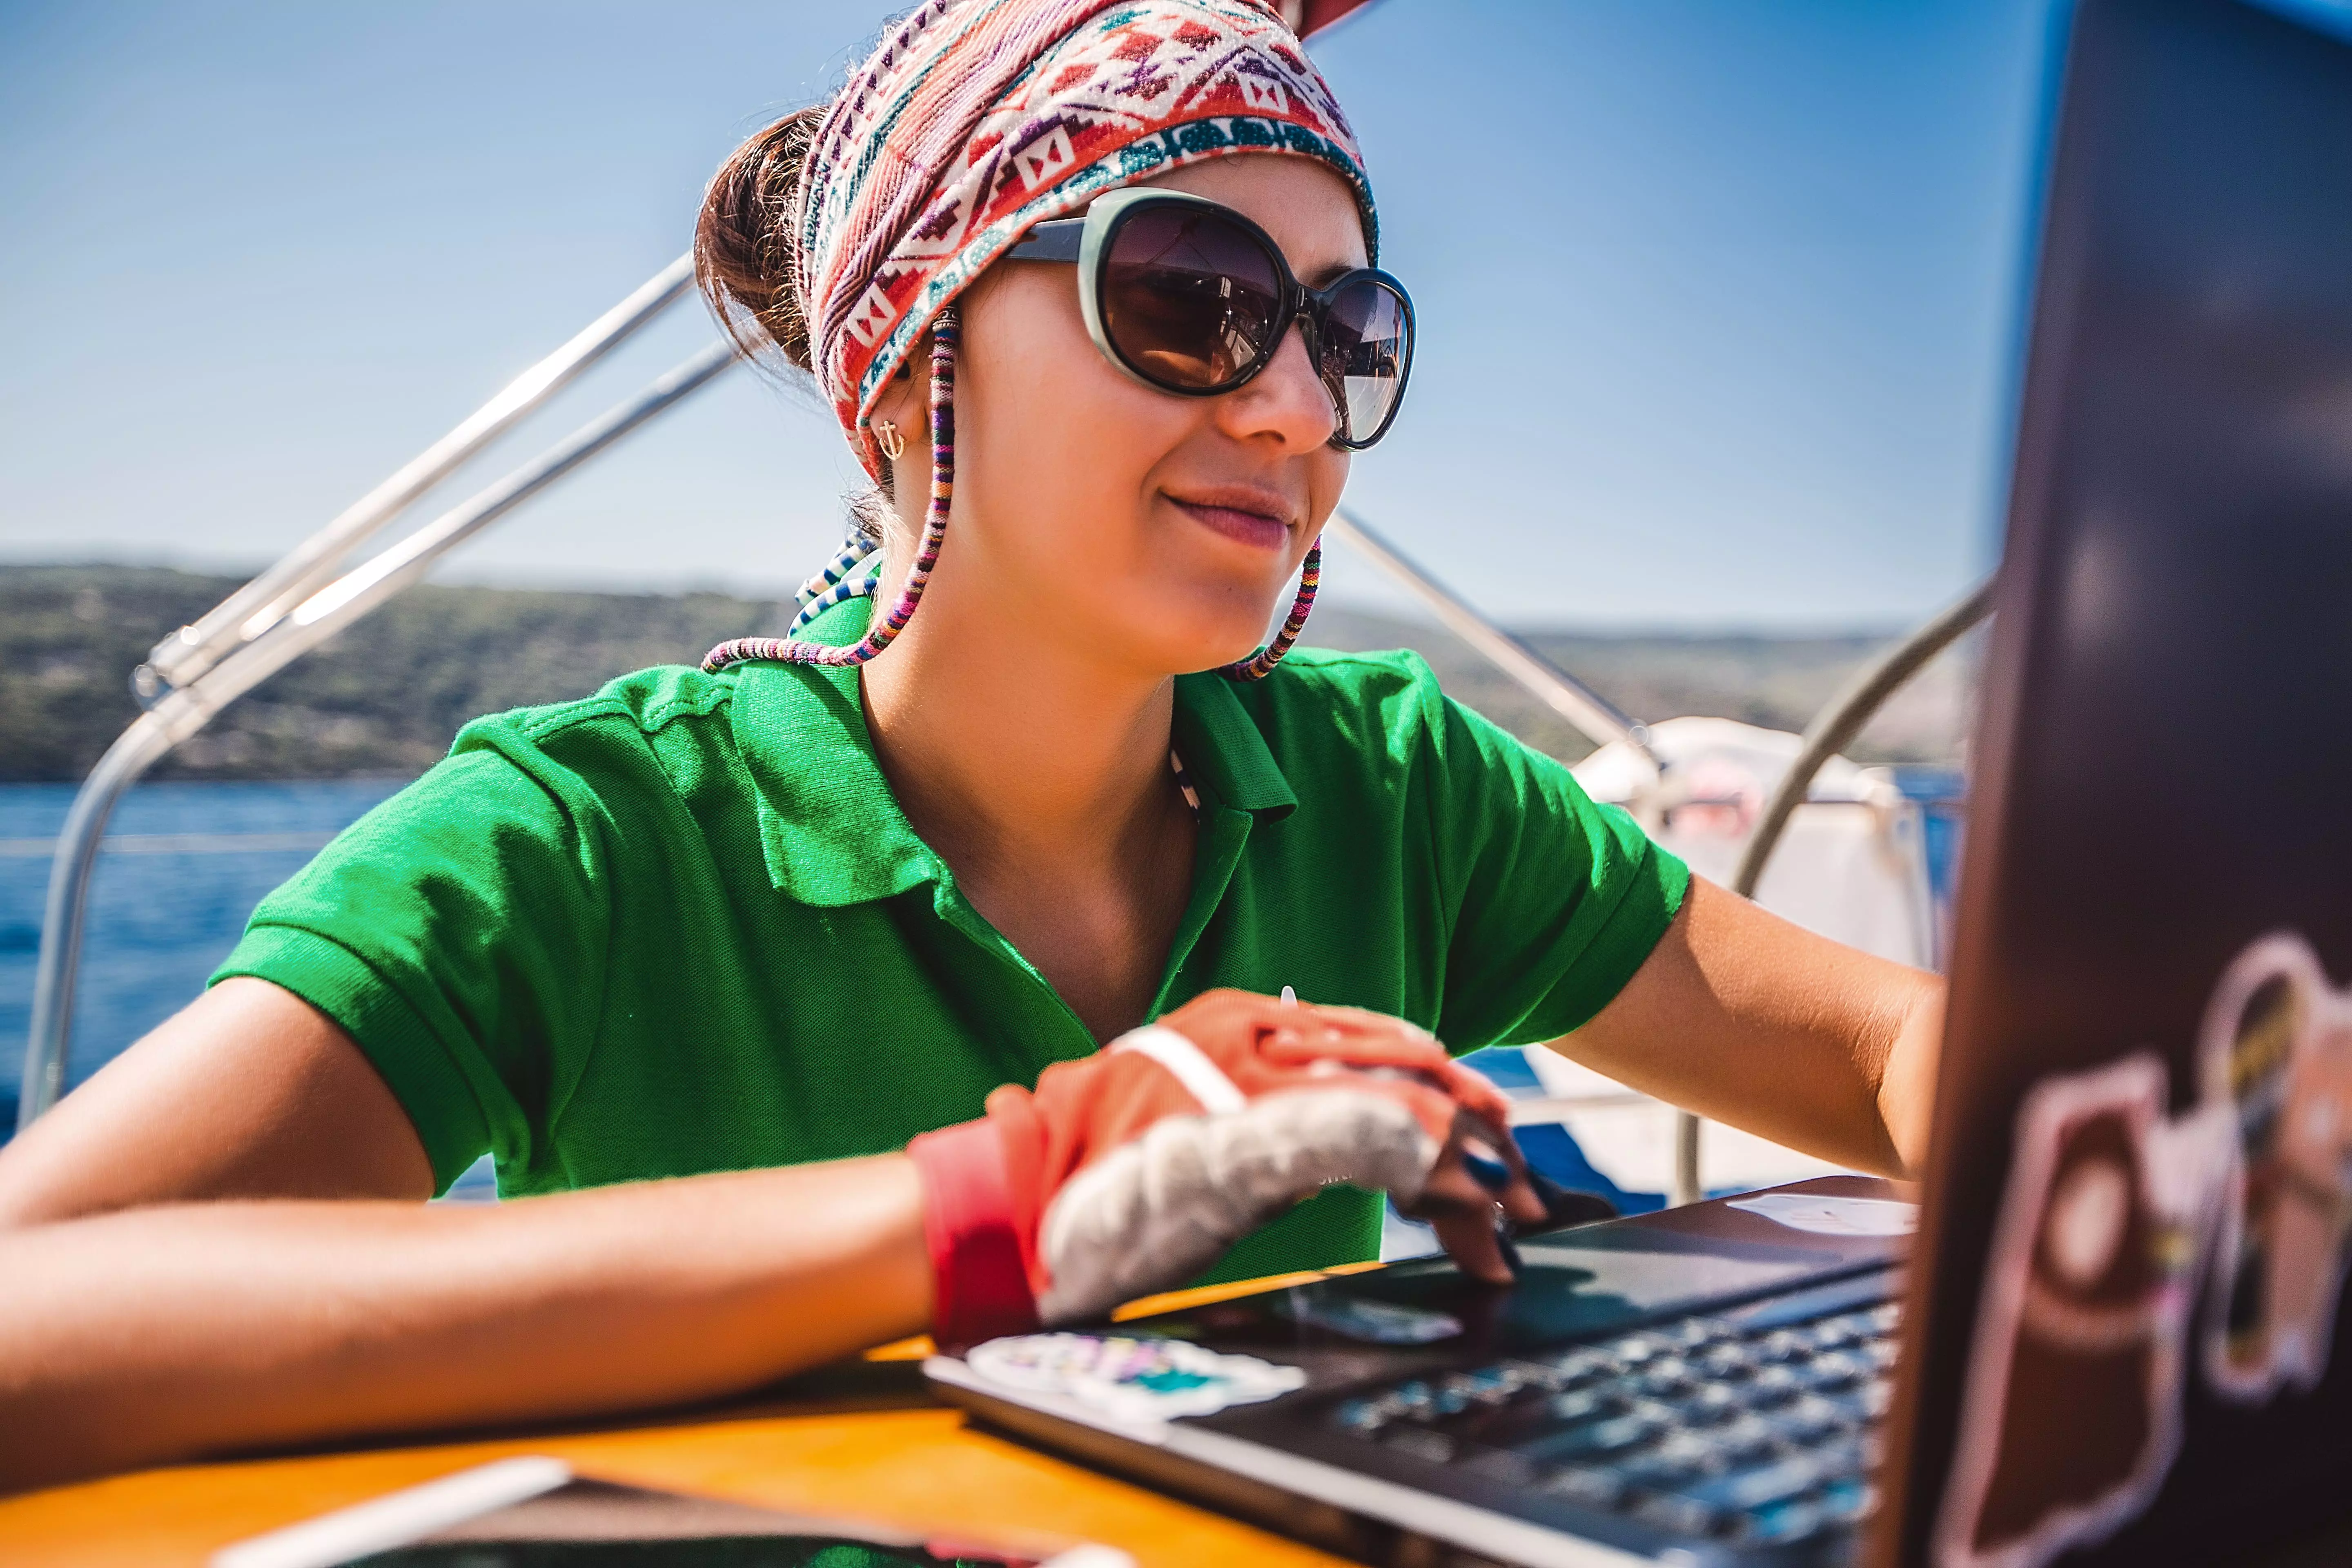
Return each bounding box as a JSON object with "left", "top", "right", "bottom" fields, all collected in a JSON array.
[{"left": 703, "top": 0, "right": 1369, "bottom": 680}]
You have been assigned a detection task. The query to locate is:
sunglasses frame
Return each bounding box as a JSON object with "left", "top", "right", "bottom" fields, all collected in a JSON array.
[{"left": 1005, "top": 187, "right": 1415, "bottom": 450}]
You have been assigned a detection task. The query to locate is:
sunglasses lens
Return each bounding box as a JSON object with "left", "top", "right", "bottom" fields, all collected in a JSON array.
[
  {"left": 1318, "top": 278, "right": 1410, "bottom": 444},
  {"left": 1100, "top": 206, "right": 1286, "bottom": 391}
]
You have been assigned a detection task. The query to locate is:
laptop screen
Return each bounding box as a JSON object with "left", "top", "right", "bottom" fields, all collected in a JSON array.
[{"left": 1887, "top": 2, "right": 2352, "bottom": 1563}]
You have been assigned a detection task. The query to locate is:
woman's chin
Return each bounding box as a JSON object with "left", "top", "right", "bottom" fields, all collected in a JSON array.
[
  {"left": 1182, "top": 630, "right": 1286, "bottom": 676},
  {"left": 1113, "top": 626, "right": 1275, "bottom": 678},
  {"left": 1082, "top": 583, "right": 1291, "bottom": 677}
]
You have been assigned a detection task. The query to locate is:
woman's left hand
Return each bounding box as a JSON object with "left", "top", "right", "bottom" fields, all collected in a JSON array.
[{"left": 908, "top": 989, "right": 1547, "bottom": 1344}]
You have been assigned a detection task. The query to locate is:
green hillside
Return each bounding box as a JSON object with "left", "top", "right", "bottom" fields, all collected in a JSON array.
[{"left": 0, "top": 564, "right": 1971, "bottom": 783}]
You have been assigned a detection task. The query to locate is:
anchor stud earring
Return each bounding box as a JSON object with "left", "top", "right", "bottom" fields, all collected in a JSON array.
[{"left": 874, "top": 420, "right": 906, "bottom": 463}]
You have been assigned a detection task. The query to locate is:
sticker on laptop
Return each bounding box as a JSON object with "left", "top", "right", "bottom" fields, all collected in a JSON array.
[
  {"left": 964, "top": 1333, "right": 1306, "bottom": 1423},
  {"left": 1728, "top": 1193, "right": 1920, "bottom": 1237},
  {"left": 1931, "top": 1044, "right": 2237, "bottom": 1568},
  {"left": 2196, "top": 931, "right": 2352, "bottom": 1403},
  {"left": 1274, "top": 1291, "right": 1464, "bottom": 1345}
]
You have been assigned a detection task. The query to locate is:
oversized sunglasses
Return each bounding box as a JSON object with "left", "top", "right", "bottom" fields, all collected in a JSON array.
[{"left": 1005, "top": 187, "right": 1415, "bottom": 449}]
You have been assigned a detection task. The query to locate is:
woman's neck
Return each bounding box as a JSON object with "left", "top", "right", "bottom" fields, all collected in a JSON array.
[
  {"left": 856, "top": 567, "right": 1198, "bottom": 1038},
  {"left": 857, "top": 553, "right": 1192, "bottom": 883}
]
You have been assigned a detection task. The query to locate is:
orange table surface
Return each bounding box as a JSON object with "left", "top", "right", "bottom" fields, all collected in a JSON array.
[{"left": 0, "top": 1270, "right": 1374, "bottom": 1568}]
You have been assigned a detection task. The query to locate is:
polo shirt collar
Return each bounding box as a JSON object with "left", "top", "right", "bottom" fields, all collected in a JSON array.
[
  {"left": 1171, "top": 670, "right": 1297, "bottom": 822},
  {"left": 730, "top": 600, "right": 1298, "bottom": 906},
  {"left": 728, "top": 606, "right": 939, "bottom": 908}
]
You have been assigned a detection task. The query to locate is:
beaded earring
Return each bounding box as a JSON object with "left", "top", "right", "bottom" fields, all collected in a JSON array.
[{"left": 702, "top": 305, "right": 961, "bottom": 673}]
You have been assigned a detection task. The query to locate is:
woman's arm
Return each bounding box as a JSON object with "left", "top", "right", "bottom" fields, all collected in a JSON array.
[
  {"left": 0, "top": 1156, "right": 931, "bottom": 1494},
  {"left": 1553, "top": 876, "right": 1944, "bottom": 1179},
  {"left": 0, "top": 980, "right": 931, "bottom": 1492},
  {"left": 0, "top": 978, "right": 434, "bottom": 1227},
  {"left": 0, "top": 982, "right": 1521, "bottom": 1494}
]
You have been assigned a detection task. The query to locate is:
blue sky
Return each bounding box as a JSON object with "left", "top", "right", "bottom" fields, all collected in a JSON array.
[{"left": 0, "top": 0, "right": 2123, "bottom": 627}]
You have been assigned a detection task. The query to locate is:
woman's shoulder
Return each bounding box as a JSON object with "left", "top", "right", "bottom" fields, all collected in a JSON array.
[
  {"left": 1192, "top": 646, "right": 1460, "bottom": 791},
  {"left": 1236, "top": 645, "right": 1453, "bottom": 740},
  {"left": 419, "top": 663, "right": 757, "bottom": 819},
  {"left": 1222, "top": 645, "right": 1569, "bottom": 786},
  {"left": 1253, "top": 644, "right": 1445, "bottom": 708},
  {"left": 458, "top": 664, "right": 740, "bottom": 752}
]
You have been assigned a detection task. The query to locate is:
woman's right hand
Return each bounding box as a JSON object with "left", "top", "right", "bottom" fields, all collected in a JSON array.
[{"left": 907, "top": 988, "right": 1548, "bottom": 1346}]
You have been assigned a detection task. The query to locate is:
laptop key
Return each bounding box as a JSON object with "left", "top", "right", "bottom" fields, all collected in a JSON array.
[
  {"left": 1630, "top": 1492, "right": 1724, "bottom": 1538},
  {"left": 1799, "top": 1351, "right": 1866, "bottom": 1392},
  {"left": 1521, "top": 1347, "right": 1617, "bottom": 1391},
  {"left": 1607, "top": 1332, "right": 1672, "bottom": 1367},
  {"left": 1618, "top": 1431, "right": 1730, "bottom": 1487},
  {"left": 1449, "top": 1366, "right": 1526, "bottom": 1404},
  {"left": 1513, "top": 1410, "right": 1658, "bottom": 1464},
  {"left": 1695, "top": 1341, "right": 1757, "bottom": 1380},
  {"left": 1423, "top": 1383, "right": 1475, "bottom": 1417},
  {"left": 1541, "top": 1463, "right": 1627, "bottom": 1510},
  {"left": 1430, "top": 1388, "right": 1618, "bottom": 1450},
  {"left": 1710, "top": 1414, "right": 1781, "bottom": 1466},
  {"left": 1741, "top": 1364, "right": 1804, "bottom": 1408},
  {"left": 1684, "top": 1457, "right": 1825, "bottom": 1514},
  {"left": 1764, "top": 1395, "right": 1850, "bottom": 1446},
  {"left": 1658, "top": 1316, "right": 1733, "bottom": 1350},
  {"left": 1684, "top": 1382, "right": 1744, "bottom": 1424},
  {"left": 1635, "top": 1357, "right": 1699, "bottom": 1399},
  {"left": 1819, "top": 1477, "right": 1880, "bottom": 1525},
  {"left": 1806, "top": 1313, "right": 1868, "bottom": 1351},
  {"left": 1389, "top": 1380, "right": 1437, "bottom": 1418},
  {"left": 1383, "top": 1427, "right": 1456, "bottom": 1463},
  {"left": 1738, "top": 1496, "right": 1829, "bottom": 1546},
  {"left": 1554, "top": 1386, "right": 1626, "bottom": 1423},
  {"left": 1459, "top": 1448, "right": 1537, "bottom": 1486}
]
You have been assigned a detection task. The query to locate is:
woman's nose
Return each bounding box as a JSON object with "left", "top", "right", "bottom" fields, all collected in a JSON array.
[{"left": 1215, "top": 319, "right": 1337, "bottom": 451}]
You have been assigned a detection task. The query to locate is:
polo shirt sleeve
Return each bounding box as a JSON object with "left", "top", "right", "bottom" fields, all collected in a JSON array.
[
  {"left": 210, "top": 729, "right": 611, "bottom": 1194},
  {"left": 1421, "top": 688, "right": 1689, "bottom": 1049}
]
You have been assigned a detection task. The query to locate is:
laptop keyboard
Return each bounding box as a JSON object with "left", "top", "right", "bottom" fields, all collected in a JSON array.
[{"left": 1324, "top": 1297, "right": 1902, "bottom": 1552}]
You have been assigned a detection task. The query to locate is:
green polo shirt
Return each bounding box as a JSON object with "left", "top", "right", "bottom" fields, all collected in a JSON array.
[{"left": 215, "top": 604, "right": 1686, "bottom": 1284}]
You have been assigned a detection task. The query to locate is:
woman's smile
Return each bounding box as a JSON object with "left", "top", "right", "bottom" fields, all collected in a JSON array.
[{"left": 1162, "top": 482, "right": 1295, "bottom": 551}]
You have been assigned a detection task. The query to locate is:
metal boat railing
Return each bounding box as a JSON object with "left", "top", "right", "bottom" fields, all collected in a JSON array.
[
  {"left": 137, "top": 259, "right": 698, "bottom": 698},
  {"left": 18, "top": 254, "right": 717, "bottom": 1129},
  {"left": 1322, "top": 509, "right": 1659, "bottom": 777},
  {"left": 16, "top": 252, "right": 1980, "bottom": 1221},
  {"left": 1674, "top": 575, "right": 1996, "bottom": 1205}
]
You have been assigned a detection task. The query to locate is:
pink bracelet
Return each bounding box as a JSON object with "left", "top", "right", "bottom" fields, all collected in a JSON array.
[{"left": 906, "top": 1116, "right": 1040, "bottom": 1350}]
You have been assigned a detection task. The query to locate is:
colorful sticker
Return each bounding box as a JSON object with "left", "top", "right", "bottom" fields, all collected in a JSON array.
[
  {"left": 2196, "top": 932, "right": 2352, "bottom": 1401},
  {"left": 1728, "top": 1192, "right": 1920, "bottom": 1237},
  {"left": 964, "top": 1333, "right": 1306, "bottom": 1423},
  {"left": 1931, "top": 1053, "right": 2236, "bottom": 1568}
]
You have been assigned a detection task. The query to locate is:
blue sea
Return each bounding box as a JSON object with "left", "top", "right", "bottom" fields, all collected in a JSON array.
[{"left": 0, "top": 778, "right": 411, "bottom": 1136}]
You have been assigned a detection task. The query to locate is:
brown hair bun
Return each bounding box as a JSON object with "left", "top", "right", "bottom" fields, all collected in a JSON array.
[{"left": 695, "top": 104, "right": 828, "bottom": 372}]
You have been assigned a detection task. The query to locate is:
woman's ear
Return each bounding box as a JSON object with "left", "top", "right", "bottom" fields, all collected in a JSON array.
[{"left": 867, "top": 337, "right": 931, "bottom": 497}]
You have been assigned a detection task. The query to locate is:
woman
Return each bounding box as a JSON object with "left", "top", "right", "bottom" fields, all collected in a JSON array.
[{"left": 0, "top": 0, "right": 1942, "bottom": 1492}]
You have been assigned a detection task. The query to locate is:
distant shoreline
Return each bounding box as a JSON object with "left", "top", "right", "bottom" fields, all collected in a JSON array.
[{"left": 3, "top": 564, "right": 1973, "bottom": 784}]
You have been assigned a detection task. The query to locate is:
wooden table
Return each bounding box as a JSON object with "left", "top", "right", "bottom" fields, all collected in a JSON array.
[
  {"left": 0, "top": 1272, "right": 1363, "bottom": 1568},
  {"left": 19, "top": 1256, "right": 2349, "bottom": 1568}
]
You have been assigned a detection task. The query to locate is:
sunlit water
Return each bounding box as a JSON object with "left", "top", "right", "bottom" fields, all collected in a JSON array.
[{"left": 0, "top": 779, "right": 409, "bottom": 1135}]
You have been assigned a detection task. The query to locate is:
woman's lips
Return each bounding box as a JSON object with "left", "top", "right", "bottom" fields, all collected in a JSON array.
[{"left": 1166, "top": 492, "right": 1292, "bottom": 551}]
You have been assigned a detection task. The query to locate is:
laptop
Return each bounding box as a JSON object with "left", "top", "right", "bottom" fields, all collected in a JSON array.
[{"left": 926, "top": 0, "right": 2352, "bottom": 1561}]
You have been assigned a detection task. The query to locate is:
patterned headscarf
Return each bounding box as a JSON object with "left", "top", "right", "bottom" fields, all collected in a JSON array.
[{"left": 703, "top": 0, "right": 1370, "bottom": 679}]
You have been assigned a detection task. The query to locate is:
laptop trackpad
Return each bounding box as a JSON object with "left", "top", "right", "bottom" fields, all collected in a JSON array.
[{"left": 1295, "top": 1225, "right": 1840, "bottom": 1350}]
